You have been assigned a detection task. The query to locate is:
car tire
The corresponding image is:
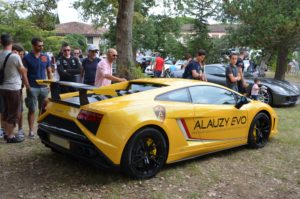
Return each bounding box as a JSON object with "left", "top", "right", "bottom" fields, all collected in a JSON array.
[
  {"left": 121, "top": 127, "right": 168, "bottom": 179},
  {"left": 258, "top": 87, "right": 272, "bottom": 105},
  {"left": 248, "top": 112, "right": 271, "bottom": 148}
]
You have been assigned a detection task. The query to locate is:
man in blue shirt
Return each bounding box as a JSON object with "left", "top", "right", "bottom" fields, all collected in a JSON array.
[
  {"left": 23, "top": 38, "right": 52, "bottom": 138},
  {"left": 81, "top": 45, "right": 101, "bottom": 85}
]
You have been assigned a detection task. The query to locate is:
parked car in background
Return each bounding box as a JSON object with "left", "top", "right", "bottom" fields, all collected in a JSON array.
[
  {"left": 145, "top": 60, "right": 181, "bottom": 76},
  {"left": 172, "top": 64, "right": 299, "bottom": 106}
]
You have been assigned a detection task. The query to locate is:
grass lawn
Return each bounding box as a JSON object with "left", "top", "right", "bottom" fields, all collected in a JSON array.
[{"left": 0, "top": 77, "right": 300, "bottom": 199}]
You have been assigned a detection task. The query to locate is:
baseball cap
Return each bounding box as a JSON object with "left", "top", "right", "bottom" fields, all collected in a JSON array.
[{"left": 88, "top": 45, "right": 99, "bottom": 51}]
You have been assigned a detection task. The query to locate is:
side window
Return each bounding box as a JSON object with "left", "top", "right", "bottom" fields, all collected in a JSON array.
[
  {"left": 189, "top": 86, "right": 236, "bottom": 105},
  {"left": 156, "top": 88, "right": 191, "bottom": 103}
]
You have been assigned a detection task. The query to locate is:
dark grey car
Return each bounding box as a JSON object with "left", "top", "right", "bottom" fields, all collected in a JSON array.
[{"left": 172, "top": 64, "right": 300, "bottom": 106}]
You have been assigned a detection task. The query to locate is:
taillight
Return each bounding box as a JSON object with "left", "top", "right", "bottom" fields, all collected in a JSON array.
[{"left": 77, "top": 110, "right": 103, "bottom": 135}]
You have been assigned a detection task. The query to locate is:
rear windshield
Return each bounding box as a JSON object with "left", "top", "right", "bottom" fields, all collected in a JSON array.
[{"left": 126, "top": 83, "right": 166, "bottom": 92}]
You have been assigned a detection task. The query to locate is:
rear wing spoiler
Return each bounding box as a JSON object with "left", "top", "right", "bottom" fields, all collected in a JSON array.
[{"left": 36, "top": 80, "right": 97, "bottom": 106}]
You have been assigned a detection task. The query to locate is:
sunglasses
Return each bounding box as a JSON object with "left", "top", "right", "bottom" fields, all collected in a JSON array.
[
  {"left": 63, "top": 49, "right": 71, "bottom": 52},
  {"left": 112, "top": 54, "right": 118, "bottom": 57},
  {"left": 36, "top": 45, "right": 44, "bottom": 48},
  {"left": 73, "top": 52, "right": 80, "bottom": 55}
]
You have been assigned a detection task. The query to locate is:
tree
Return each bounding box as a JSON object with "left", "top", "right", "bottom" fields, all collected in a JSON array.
[
  {"left": 64, "top": 34, "right": 88, "bottom": 53},
  {"left": 164, "top": 0, "right": 220, "bottom": 60},
  {"left": 17, "top": 0, "right": 59, "bottom": 31},
  {"left": 221, "top": 0, "right": 300, "bottom": 80},
  {"left": 0, "top": 1, "right": 52, "bottom": 50},
  {"left": 44, "top": 36, "right": 65, "bottom": 54},
  {"left": 74, "top": 0, "right": 155, "bottom": 78},
  {"left": 115, "top": 0, "right": 135, "bottom": 77}
]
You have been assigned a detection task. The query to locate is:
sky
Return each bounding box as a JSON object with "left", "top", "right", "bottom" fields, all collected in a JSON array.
[
  {"left": 57, "top": 0, "right": 84, "bottom": 23},
  {"left": 57, "top": 0, "right": 217, "bottom": 24}
]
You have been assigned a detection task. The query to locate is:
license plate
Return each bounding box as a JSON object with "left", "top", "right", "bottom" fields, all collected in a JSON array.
[{"left": 49, "top": 134, "right": 70, "bottom": 149}]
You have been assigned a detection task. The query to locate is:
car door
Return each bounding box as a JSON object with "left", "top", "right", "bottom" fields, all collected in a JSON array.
[
  {"left": 155, "top": 88, "right": 195, "bottom": 138},
  {"left": 189, "top": 85, "right": 249, "bottom": 140}
]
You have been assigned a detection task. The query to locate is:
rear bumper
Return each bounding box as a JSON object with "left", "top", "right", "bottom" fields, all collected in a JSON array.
[{"left": 38, "top": 123, "right": 119, "bottom": 170}]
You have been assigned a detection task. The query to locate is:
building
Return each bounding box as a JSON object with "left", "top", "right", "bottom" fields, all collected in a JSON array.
[
  {"left": 55, "top": 22, "right": 107, "bottom": 47},
  {"left": 180, "top": 24, "right": 235, "bottom": 44}
]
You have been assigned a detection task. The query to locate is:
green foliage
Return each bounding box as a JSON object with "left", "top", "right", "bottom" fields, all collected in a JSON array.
[
  {"left": 15, "top": 0, "right": 59, "bottom": 31},
  {"left": 206, "top": 36, "right": 232, "bottom": 64},
  {"left": 221, "top": 0, "right": 300, "bottom": 80},
  {"left": 64, "top": 34, "right": 88, "bottom": 52},
  {"left": 129, "top": 66, "right": 148, "bottom": 79},
  {"left": 164, "top": 33, "right": 187, "bottom": 59},
  {"left": 0, "top": 0, "right": 58, "bottom": 51},
  {"left": 0, "top": 19, "right": 53, "bottom": 51},
  {"left": 43, "top": 36, "right": 65, "bottom": 54},
  {"left": 74, "top": 0, "right": 155, "bottom": 26}
]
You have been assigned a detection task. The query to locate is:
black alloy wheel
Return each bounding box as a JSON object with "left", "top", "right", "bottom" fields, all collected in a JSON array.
[
  {"left": 248, "top": 112, "right": 271, "bottom": 148},
  {"left": 121, "top": 128, "right": 168, "bottom": 179}
]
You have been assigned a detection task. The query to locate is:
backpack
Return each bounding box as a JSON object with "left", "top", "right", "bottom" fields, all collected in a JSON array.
[{"left": 0, "top": 53, "right": 12, "bottom": 84}]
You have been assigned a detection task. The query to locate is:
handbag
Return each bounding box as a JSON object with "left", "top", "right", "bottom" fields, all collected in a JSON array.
[{"left": 0, "top": 53, "right": 12, "bottom": 84}]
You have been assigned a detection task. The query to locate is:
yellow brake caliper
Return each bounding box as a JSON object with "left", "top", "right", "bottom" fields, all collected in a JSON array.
[{"left": 146, "top": 138, "right": 157, "bottom": 156}]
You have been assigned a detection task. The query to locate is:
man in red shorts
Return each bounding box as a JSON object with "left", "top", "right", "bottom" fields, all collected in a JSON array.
[{"left": 153, "top": 53, "right": 165, "bottom": 78}]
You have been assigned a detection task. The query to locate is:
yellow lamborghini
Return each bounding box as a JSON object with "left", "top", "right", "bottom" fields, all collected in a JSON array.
[{"left": 37, "top": 78, "right": 278, "bottom": 179}]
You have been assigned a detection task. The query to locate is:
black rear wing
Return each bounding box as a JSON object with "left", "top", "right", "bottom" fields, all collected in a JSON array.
[{"left": 37, "top": 80, "right": 97, "bottom": 106}]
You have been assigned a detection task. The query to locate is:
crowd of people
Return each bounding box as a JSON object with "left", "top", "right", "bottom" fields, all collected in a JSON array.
[
  {"left": 0, "top": 32, "right": 259, "bottom": 144},
  {"left": 150, "top": 49, "right": 255, "bottom": 96},
  {"left": 0, "top": 33, "right": 126, "bottom": 143}
]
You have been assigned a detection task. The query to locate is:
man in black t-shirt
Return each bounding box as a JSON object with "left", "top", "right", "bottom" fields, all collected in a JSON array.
[
  {"left": 225, "top": 52, "right": 241, "bottom": 92},
  {"left": 182, "top": 50, "right": 206, "bottom": 80},
  {"left": 57, "top": 43, "right": 81, "bottom": 83},
  {"left": 57, "top": 43, "right": 82, "bottom": 93}
]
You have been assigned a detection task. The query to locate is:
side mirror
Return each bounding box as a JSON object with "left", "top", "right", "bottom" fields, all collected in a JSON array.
[{"left": 235, "top": 96, "right": 249, "bottom": 109}]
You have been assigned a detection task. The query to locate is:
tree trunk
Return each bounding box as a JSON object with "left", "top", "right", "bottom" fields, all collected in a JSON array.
[
  {"left": 116, "top": 0, "right": 135, "bottom": 79},
  {"left": 274, "top": 46, "right": 289, "bottom": 80}
]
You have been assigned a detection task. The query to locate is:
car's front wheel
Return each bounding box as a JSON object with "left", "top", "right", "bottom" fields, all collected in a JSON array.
[
  {"left": 248, "top": 112, "right": 271, "bottom": 148},
  {"left": 121, "top": 127, "right": 168, "bottom": 179},
  {"left": 258, "top": 86, "right": 272, "bottom": 105}
]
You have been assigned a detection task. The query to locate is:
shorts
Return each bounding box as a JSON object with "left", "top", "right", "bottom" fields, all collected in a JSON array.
[
  {"left": 25, "top": 87, "right": 49, "bottom": 112},
  {"left": 0, "top": 89, "right": 21, "bottom": 125},
  {"left": 20, "top": 89, "right": 23, "bottom": 112},
  {"left": 154, "top": 70, "right": 162, "bottom": 78}
]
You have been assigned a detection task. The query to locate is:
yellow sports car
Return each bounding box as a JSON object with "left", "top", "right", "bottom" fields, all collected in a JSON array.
[{"left": 37, "top": 78, "right": 278, "bottom": 179}]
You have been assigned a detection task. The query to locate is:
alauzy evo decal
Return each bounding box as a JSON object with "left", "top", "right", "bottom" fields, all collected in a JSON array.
[
  {"left": 178, "top": 115, "right": 248, "bottom": 140},
  {"left": 194, "top": 116, "right": 247, "bottom": 130}
]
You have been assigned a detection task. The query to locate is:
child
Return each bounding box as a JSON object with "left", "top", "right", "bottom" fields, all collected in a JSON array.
[{"left": 251, "top": 78, "right": 260, "bottom": 100}]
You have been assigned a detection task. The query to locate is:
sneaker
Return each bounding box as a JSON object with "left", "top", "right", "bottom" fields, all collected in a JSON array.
[
  {"left": 28, "top": 131, "right": 36, "bottom": 139},
  {"left": 16, "top": 129, "right": 25, "bottom": 139},
  {"left": 1, "top": 129, "right": 7, "bottom": 140},
  {"left": 6, "top": 136, "right": 24, "bottom": 143},
  {"left": 0, "top": 128, "right": 3, "bottom": 138}
]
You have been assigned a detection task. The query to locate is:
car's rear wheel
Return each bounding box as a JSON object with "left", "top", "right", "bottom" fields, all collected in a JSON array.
[
  {"left": 121, "top": 128, "right": 167, "bottom": 179},
  {"left": 248, "top": 112, "right": 271, "bottom": 148}
]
